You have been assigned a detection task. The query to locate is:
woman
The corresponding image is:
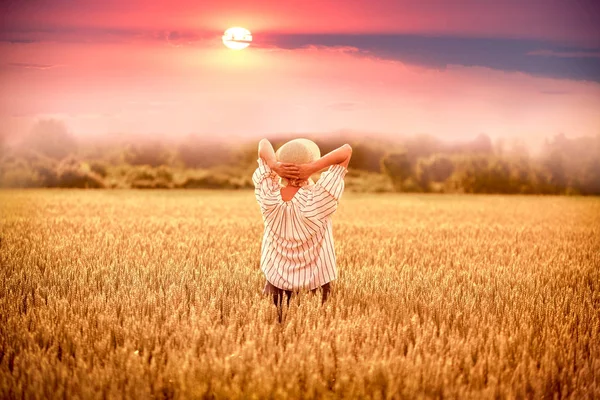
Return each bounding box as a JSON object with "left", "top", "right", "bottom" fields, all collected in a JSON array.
[{"left": 252, "top": 138, "right": 352, "bottom": 319}]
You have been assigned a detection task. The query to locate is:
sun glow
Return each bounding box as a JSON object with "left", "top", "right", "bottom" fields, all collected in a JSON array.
[{"left": 222, "top": 27, "right": 252, "bottom": 50}]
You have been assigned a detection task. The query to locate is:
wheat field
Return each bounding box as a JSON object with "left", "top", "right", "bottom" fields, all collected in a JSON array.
[{"left": 0, "top": 190, "right": 599, "bottom": 399}]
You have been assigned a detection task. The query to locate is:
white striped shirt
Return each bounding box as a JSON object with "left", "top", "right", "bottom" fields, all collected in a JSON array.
[{"left": 253, "top": 158, "right": 347, "bottom": 291}]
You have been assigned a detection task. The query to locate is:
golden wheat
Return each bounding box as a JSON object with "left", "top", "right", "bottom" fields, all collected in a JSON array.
[{"left": 1, "top": 190, "right": 599, "bottom": 399}]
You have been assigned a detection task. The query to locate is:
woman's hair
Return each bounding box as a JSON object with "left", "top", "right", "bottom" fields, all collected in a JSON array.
[{"left": 276, "top": 138, "right": 321, "bottom": 187}]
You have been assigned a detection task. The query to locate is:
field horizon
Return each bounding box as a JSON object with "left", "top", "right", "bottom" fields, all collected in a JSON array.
[{"left": 1, "top": 190, "right": 599, "bottom": 398}]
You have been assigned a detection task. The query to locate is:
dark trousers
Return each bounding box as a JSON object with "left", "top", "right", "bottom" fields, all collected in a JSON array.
[{"left": 272, "top": 283, "right": 331, "bottom": 322}]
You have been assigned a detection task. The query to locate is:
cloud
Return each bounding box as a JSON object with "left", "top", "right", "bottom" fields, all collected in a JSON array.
[
  {"left": 0, "top": 27, "right": 214, "bottom": 46},
  {"left": 8, "top": 62, "right": 62, "bottom": 70},
  {"left": 8, "top": 39, "right": 38, "bottom": 44},
  {"left": 527, "top": 49, "right": 600, "bottom": 59},
  {"left": 268, "top": 34, "right": 600, "bottom": 82}
]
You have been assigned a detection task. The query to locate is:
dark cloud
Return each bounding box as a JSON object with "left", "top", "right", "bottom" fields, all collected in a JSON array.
[
  {"left": 527, "top": 49, "right": 600, "bottom": 59},
  {"left": 265, "top": 34, "right": 600, "bottom": 82},
  {"left": 8, "top": 39, "right": 38, "bottom": 44},
  {"left": 0, "top": 27, "right": 213, "bottom": 45},
  {"left": 164, "top": 30, "right": 205, "bottom": 46},
  {"left": 167, "top": 31, "right": 180, "bottom": 41}
]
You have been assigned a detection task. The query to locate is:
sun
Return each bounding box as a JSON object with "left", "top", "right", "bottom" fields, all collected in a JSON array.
[{"left": 222, "top": 27, "right": 252, "bottom": 50}]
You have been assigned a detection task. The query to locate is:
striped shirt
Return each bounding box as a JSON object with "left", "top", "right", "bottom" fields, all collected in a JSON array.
[{"left": 253, "top": 158, "right": 347, "bottom": 291}]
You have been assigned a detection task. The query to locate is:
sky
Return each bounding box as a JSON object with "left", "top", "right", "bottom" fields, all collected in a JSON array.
[{"left": 1, "top": 0, "right": 599, "bottom": 147}]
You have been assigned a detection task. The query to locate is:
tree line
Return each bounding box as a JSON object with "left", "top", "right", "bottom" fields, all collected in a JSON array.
[{"left": 1, "top": 119, "right": 598, "bottom": 195}]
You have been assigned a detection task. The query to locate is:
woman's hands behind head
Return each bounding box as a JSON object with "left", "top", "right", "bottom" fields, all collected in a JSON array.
[
  {"left": 271, "top": 161, "right": 316, "bottom": 181},
  {"left": 271, "top": 162, "right": 299, "bottom": 180},
  {"left": 295, "top": 163, "right": 317, "bottom": 181}
]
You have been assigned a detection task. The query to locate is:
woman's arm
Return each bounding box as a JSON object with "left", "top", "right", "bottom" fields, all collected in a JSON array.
[
  {"left": 297, "top": 144, "right": 352, "bottom": 180},
  {"left": 257, "top": 139, "right": 299, "bottom": 179},
  {"left": 257, "top": 138, "right": 277, "bottom": 168}
]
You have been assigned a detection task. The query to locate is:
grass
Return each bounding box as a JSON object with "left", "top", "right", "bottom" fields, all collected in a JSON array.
[{"left": 1, "top": 190, "right": 599, "bottom": 399}]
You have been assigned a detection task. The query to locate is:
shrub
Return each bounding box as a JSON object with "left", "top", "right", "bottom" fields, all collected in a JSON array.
[
  {"left": 122, "top": 165, "right": 174, "bottom": 189},
  {"left": 124, "top": 142, "right": 170, "bottom": 167},
  {"left": 0, "top": 154, "right": 58, "bottom": 188},
  {"left": 0, "top": 166, "right": 41, "bottom": 188},
  {"left": 55, "top": 157, "right": 105, "bottom": 188},
  {"left": 89, "top": 161, "right": 108, "bottom": 178},
  {"left": 30, "top": 156, "right": 59, "bottom": 187},
  {"left": 128, "top": 165, "right": 157, "bottom": 181},
  {"left": 344, "top": 170, "right": 393, "bottom": 193},
  {"left": 156, "top": 165, "right": 173, "bottom": 181}
]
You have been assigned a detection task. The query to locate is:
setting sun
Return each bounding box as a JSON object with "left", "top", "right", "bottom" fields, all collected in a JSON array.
[{"left": 222, "top": 27, "right": 252, "bottom": 50}]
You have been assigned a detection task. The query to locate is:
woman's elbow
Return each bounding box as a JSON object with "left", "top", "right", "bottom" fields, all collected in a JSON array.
[
  {"left": 258, "top": 138, "right": 269, "bottom": 154},
  {"left": 343, "top": 144, "right": 352, "bottom": 156}
]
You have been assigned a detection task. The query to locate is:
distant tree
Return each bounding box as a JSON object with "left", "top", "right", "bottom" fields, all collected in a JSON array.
[
  {"left": 30, "top": 153, "right": 59, "bottom": 187},
  {"left": 52, "top": 156, "right": 105, "bottom": 188},
  {"left": 177, "top": 135, "right": 232, "bottom": 168},
  {"left": 542, "top": 150, "right": 567, "bottom": 190},
  {"left": 348, "top": 142, "right": 385, "bottom": 172},
  {"left": 89, "top": 161, "right": 108, "bottom": 178},
  {"left": 20, "top": 119, "right": 77, "bottom": 160},
  {"left": 124, "top": 141, "right": 170, "bottom": 167},
  {"left": 575, "top": 159, "right": 600, "bottom": 195},
  {"left": 403, "top": 134, "right": 444, "bottom": 162},
  {"left": 542, "top": 133, "right": 600, "bottom": 194},
  {"left": 415, "top": 155, "right": 456, "bottom": 192},
  {"left": 381, "top": 151, "right": 412, "bottom": 191},
  {"left": 231, "top": 142, "right": 260, "bottom": 169},
  {"left": 485, "top": 158, "right": 513, "bottom": 193},
  {"left": 446, "top": 155, "right": 515, "bottom": 194},
  {"left": 415, "top": 159, "right": 432, "bottom": 192},
  {"left": 428, "top": 155, "right": 455, "bottom": 182}
]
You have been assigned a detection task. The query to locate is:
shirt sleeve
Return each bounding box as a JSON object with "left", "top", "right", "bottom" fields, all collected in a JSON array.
[
  {"left": 252, "top": 158, "right": 280, "bottom": 216},
  {"left": 302, "top": 164, "right": 347, "bottom": 221}
]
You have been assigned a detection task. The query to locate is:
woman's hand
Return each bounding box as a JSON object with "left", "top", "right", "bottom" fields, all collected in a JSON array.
[
  {"left": 295, "top": 163, "right": 316, "bottom": 181},
  {"left": 270, "top": 162, "right": 300, "bottom": 179}
]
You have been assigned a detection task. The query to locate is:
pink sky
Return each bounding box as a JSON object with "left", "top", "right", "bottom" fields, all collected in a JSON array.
[
  {"left": 3, "top": 0, "right": 599, "bottom": 43},
  {"left": 1, "top": 0, "right": 599, "bottom": 146}
]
